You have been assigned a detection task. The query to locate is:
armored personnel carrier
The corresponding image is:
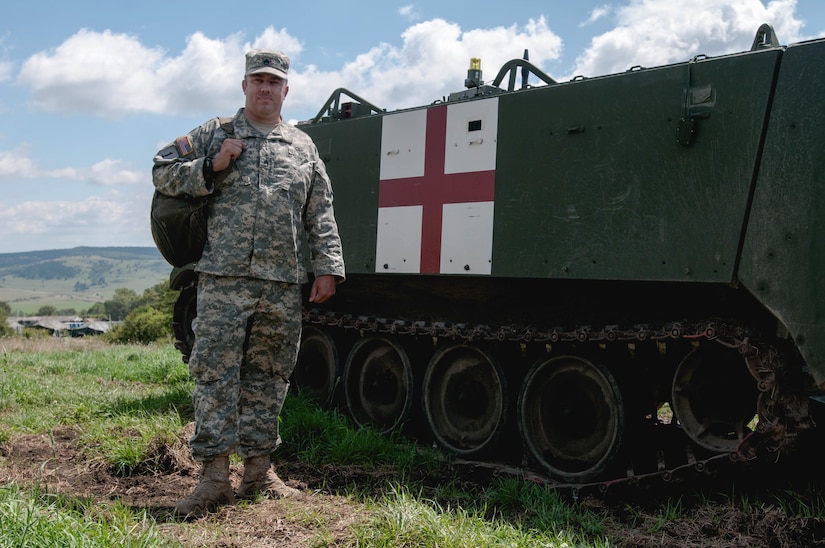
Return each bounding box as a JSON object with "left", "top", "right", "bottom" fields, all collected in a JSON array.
[{"left": 172, "top": 24, "right": 825, "bottom": 488}]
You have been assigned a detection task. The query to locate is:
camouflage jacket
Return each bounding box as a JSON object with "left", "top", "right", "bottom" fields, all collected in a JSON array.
[{"left": 152, "top": 108, "right": 345, "bottom": 284}]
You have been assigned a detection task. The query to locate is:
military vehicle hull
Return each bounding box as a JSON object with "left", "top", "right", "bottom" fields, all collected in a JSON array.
[{"left": 172, "top": 26, "right": 825, "bottom": 487}]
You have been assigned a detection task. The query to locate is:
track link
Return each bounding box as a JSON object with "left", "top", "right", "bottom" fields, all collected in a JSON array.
[{"left": 304, "top": 308, "right": 816, "bottom": 494}]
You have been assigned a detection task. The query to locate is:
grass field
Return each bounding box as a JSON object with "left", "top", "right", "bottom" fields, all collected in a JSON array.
[
  {"left": 0, "top": 247, "right": 170, "bottom": 315},
  {"left": 0, "top": 290, "right": 109, "bottom": 315},
  {"left": 1, "top": 336, "right": 823, "bottom": 547}
]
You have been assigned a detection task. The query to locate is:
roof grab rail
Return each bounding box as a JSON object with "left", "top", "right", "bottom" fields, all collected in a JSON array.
[
  {"left": 751, "top": 23, "right": 780, "bottom": 51},
  {"left": 305, "top": 88, "right": 384, "bottom": 125},
  {"left": 491, "top": 58, "right": 557, "bottom": 91}
]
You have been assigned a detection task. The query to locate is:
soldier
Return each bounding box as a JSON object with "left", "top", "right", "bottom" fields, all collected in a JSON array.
[{"left": 152, "top": 49, "right": 345, "bottom": 518}]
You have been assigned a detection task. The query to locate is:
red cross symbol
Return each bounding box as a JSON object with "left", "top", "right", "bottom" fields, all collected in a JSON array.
[{"left": 378, "top": 105, "right": 496, "bottom": 273}]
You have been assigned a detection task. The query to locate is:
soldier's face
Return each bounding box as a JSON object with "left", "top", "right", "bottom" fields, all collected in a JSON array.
[{"left": 243, "top": 73, "right": 289, "bottom": 121}]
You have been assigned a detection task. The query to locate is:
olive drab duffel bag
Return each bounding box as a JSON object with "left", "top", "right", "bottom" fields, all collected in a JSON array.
[
  {"left": 150, "top": 190, "right": 210, "bottom": 267},
  {"left": 150, "top": 117, "right": 234, "bottom": 267}
]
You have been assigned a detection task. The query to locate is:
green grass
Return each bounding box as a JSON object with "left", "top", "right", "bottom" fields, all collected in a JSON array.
[
  {"left": 0, "top": 483, "right": 171, "bottom": 547},
  {"left": 0, "top": 247, "right": 171, "bottom": 316},
  {"left": 2, "top": 336, "right": 822, "bottom": 546},
  {"left": 0, "top": 337, "right": 615, "bottom": 546},
  {"left": 350, "top": 484, "right": 606, "bottom": 547},
  {"left": 0, "top": 340, "right": 189, "bottom": 447},
  {"left": 6, "top": 300, "right": 100, "bottom": 316},
  {"left": 279, "top": 393, "right": 430, "bottom": 471}
]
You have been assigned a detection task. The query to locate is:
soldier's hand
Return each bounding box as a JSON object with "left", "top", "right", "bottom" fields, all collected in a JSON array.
[
  {"left": 213, "top": 139, "right": 245, "bottom": 171},
  {"left": 309, "top": 275, "right": 337, "bottom": 304}
]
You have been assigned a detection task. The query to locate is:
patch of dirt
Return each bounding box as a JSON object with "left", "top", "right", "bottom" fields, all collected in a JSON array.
[
  {"left": 0, "top": 425, "right": 365, "bottom": 547},
  {"left": 2, "top": 425, "right": 825, "bottom": 547}
]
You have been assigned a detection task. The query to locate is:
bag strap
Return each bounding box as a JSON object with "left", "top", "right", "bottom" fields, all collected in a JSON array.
[{"left": 218, "top": 117, "right": 235, "bottom": 135}]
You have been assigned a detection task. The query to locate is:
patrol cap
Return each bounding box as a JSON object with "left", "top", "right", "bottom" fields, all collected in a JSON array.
[{"left": 245, "top": 49, "right": 289, "bottom": 79}]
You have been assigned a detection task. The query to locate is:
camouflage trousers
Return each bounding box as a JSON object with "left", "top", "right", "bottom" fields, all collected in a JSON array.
[{"left": 187, "top": 273, "right": 302, "bottom": 461}]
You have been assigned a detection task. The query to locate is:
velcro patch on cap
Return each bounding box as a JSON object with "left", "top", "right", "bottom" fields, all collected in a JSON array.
[{"left": 175, "top": 136, "right": 194, "bottom": 157}]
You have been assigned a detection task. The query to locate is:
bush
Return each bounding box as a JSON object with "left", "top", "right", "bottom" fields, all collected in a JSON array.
[
  {"left": 107, "top": 306, "right": 171, "bottom": 344},
  {"left": 0, "top": 300, "right": 12, "bottom": 336}
]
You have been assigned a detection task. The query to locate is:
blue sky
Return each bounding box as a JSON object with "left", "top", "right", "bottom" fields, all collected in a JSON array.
[{"left": 1, "top": 0, "right": 823, "bottom": 253}]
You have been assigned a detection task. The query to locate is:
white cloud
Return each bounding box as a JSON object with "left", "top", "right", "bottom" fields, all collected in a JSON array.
[
  {"left": 18, "top": 29, "right": 167, "bottom": 118},
  {"left": 398, "top": 4, "right": 422, "bottom": 21},
  {"left": 0, "top": 145, "right": 39, "bottom": 178},
  {"left": 249, "top": 26, "right": 304, "bottom": 54},
  {"left": 568, "top": 0, "right": 803, "bottom": 79},
  {"left": 0, "top": 145, "right": 143, "bottom": 186},
  {"left": 581, "top": 5, "right": 613, "bottom": 27},
  {"left": 15, "top": 19, "right": 563, "bottom": 119},
  {"left": 86, "top": 159, "right": 144, "bottom": 186},
  {"left": 0, "top": 189, "right": 154, "bottom": 252},
  {"left": 290, "top": 17, "right": 564, "bottom": 113},
  {"left": 16, "top": 27, "right": 303, "bottom": 119}
]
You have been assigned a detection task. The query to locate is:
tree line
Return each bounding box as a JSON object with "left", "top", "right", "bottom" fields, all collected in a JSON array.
[{"left": 0, "top": 281, "right": 180, "bottom": 344}]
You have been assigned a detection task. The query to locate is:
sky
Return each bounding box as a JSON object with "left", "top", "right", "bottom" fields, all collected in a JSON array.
[{"left": 1, "top": 0, "right": 823, "bottom": 253}]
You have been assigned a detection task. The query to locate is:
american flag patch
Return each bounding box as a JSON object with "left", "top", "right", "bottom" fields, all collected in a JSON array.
[{"left": 175, "top": 135, "right": 194, "bottom": 157}]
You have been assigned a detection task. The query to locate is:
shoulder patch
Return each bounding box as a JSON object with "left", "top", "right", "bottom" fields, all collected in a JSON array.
[
  {"left": 175, "top": 135, "right": 195, "bottom": 157},
  {"left": 157, "top": 143, "right": 180, "bottom": 160}
]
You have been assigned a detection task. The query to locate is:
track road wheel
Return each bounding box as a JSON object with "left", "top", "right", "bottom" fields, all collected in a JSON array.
[
  {"left": 343, "top": 337, "right": 414, "bottom": 434},
  {"left": 423, "top": 345, "right": 508, "bottom": 457},
  {"left": 292, "top": 326, "right": 339, "bottom": 408},
  {"left": 518, "top": 355, "right": 624, "bottom": 482},
  {"left": 671, "top": 344, "right": 758, "bottom": 453}
]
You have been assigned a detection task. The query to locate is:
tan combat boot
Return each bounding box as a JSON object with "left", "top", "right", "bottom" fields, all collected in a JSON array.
[
  {"left": 174, "top": 456, "right": 235, "bottom": 518},
  {"left": 236, "top": 455, "right": 302, "bottom": 500}
]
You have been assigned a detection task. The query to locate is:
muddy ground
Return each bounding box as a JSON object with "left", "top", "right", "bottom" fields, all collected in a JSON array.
[{"left": 2, "top": 424, "right": 825, "bottom": 547}]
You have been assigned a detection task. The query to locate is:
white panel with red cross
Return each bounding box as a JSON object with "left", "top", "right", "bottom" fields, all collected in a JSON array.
[{"left": 375, "top": 98, "right": 498, "bottom": 274}]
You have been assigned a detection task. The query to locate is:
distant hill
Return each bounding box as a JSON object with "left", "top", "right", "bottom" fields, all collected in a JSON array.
[{"left": 0, "top": 247, "right": 172, "bottom": 315}]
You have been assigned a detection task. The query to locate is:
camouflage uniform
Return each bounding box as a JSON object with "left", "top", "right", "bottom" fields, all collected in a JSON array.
[{"left": 152, "top": 109, "right": 345, "bottom": 461}]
